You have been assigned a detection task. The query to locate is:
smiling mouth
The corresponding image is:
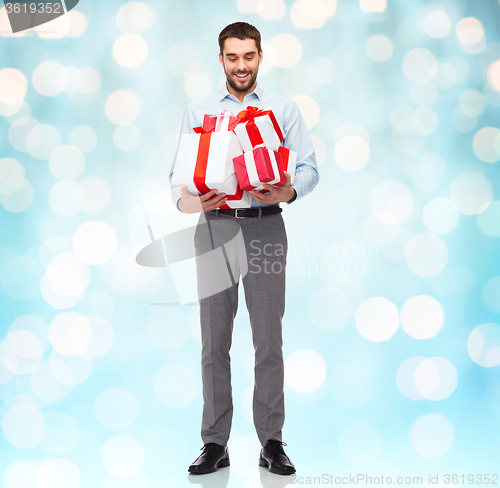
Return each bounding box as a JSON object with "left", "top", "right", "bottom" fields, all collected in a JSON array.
[{"left": 235, "top": 73, "right": 250, "bottom": 80}]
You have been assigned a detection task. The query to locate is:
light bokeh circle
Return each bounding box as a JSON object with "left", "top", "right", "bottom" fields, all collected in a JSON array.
[
  {"left": 1, "top": 403, "right": 45, "bottom": 448},
  {"left": 369, "top": 180, "right": 414, "bottom": 225},
  {"left": 49, "top": 312, "right": 92, "bottom": 356},
  {"left": 284, "top": 349, "right": 326, "bottom": 393},
  {"left": 334, "top": 136, "right": 370, "bottom": 171},
  {"left": 105, "top": 90, "right": 141, "bottom": 125},
  {"left": 400, "top": 295, "right": 445, "bottom": 339},
  {"left": 402, "top": 48, "right": 438, "bottom": 84},
  {"left": 449, "top": 171, "right": 492, "bottom": 215},
  {"left": 410, "top": 413, "right": 454, "bottom": 457},
  {"left": 405, "top": 233, "right": 448, "bottom": 277},
  {"left": 355, "top": 297, "right": 399, "bottom": 342},
  {"left": 422, "top": 198, "right": 459, "bottom": 235},
  {"left": 73, "top": 221, "right": 117, "bottom": 265},
  {"left": 268, "top": 33, "right": 303, "bottom": 68},
  {"left": 468, "top": 323, "right": 500, "bottom": 368},
  {"left": 113, "top": 33, "right": 148, "bottom": 68}
]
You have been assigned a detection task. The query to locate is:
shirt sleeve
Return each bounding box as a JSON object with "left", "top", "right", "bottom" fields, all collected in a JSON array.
[
  {"left": 169, "top": 105, "right": 199, "bottom": 211},
  {"left": 281, "top": 100, "right": 320, "bottom": 205}
]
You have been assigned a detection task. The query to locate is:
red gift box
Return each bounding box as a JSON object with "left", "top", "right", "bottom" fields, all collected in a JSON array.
[
  {"left": 194, "top": 110, "right": 240, "bottom": 134},
  {"left": 233, "top": 146, "right": 287, "bottom": 192},
  {"left": 253, "top": 147, "right": 296, "bottom": 195}
]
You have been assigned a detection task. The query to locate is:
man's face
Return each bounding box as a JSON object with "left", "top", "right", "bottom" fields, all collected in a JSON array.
[{"left": 219, "top": 37, "right": 263, "bottom": 94}]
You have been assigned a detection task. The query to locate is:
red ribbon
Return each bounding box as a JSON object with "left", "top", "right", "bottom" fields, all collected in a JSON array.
[
  {"left": 219, "top": 183, "right": 244, "bottom": 209},
  {"left": 278, "top": 146, "right": 289, "bottom": 172},
  {"left": 193, "top": 133, "right": 212, "bottom": 194},
  {"left": 193, "top": 132, "right": 246, "bottom": 207},
  {"left": 236, "top": 106, "right": 284, "bottom": 148},
  {"left": 194, "top": 113, "right": 241, "bottom": 134}
]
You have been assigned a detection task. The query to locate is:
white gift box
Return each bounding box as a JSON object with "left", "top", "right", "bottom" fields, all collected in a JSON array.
[{"left": 171, "top": 131, "right": 242, "bottom": 196}]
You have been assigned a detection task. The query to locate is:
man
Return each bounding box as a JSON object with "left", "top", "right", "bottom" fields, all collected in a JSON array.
[{"left": 169, "top": 22, "right": 319, "bottom": 476}]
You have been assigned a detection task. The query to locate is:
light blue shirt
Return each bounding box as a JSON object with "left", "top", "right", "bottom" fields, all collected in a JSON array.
[{"left": 169, "top": 82, "right": 319, "bottom": 209}]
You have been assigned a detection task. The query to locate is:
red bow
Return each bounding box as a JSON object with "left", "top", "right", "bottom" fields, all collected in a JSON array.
[
  {"left": 237, "top": 106, "right": 264, "bottom": 123},
  {"left": 236, "top": 106, "right": 284, "bottom": 147}
]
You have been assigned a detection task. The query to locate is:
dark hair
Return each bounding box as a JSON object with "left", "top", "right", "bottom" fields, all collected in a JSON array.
[{"left": 218, "top": 22, "right": 262, "bottom": 55}]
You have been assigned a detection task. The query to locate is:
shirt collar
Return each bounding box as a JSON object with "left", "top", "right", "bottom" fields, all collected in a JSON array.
[{"left": 218, "top": 82, "right": 263, "bottom": 102}]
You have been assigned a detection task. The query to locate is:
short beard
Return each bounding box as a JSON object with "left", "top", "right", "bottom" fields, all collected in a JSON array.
[{"left": 224, "top": 63, "right": 258, "bottom": 93}]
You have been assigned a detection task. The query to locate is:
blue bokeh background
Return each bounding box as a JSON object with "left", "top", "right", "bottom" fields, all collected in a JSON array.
[{"left": 1, "top": 0, "right": 500, "bottom": 486}]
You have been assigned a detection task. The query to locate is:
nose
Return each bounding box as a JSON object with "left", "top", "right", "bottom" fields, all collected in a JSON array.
[{"left": 236, "top": 58, "right": 246, "bottom": 72}]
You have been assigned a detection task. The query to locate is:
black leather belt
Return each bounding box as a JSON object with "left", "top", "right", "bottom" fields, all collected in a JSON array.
[{"left": 210, "top": 206, "right": 282, "bottom": 218}]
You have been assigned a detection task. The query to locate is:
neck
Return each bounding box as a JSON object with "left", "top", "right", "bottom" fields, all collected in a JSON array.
[{"left": 226, "top": 81, "right": 257, "bottom": 103}]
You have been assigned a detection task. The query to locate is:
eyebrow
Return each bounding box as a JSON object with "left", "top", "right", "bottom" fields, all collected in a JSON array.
[{"left": 225, "top": 51, "right": 257, "bottom": 57}]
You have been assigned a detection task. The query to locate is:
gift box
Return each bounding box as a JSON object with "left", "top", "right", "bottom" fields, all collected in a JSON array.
[
  {"left": 220, "top": 183, "right": 252, "bottom": 209},
  {"left": 234, "top": 106, "right": 284, "bottom": 152},
  {"left": 252, "top": 147, "right": 298, "bottom": 194},
  {"left": 171, "top": 131, "right": 251, "bottom": 208},
  {"left": 195, "top": 109, "right": 240, "bottom": 133},
  {"left": 233, "top": 146, "right": 284, "bottom": 191},
  {"left": 171, "top": 131, "right": 240, "bottom": 197}
]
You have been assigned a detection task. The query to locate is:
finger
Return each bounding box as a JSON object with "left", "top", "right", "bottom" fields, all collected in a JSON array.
[
  {"left": 206, "top": 192, "right": 225, "bottom": 204},
  {"left": 204, "top": 194, "right": 227, "bottom": 210},
  {"left": 262, "top": 184, "right": 276, "bottom": 193},
  {"left": 251, "top": 192, "right": 265, "bottom": 202},
  {"left": 215, "top": 194, "right": 228, "bottom": 205},
  {"left": 200, "top": 189, "right": 220, "bottom": 201}
]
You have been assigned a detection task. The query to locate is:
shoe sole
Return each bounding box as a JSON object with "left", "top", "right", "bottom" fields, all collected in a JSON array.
[
  {"left": 188, "top": 457, "right": 230, "bottom": 475},
  {"left": 259, "top": 457, "right": 296, "bottom": 476}
]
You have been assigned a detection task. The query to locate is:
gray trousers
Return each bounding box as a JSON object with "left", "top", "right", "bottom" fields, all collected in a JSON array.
[{"left": 193, "top": 207, "right": 288, "bottom": 447}]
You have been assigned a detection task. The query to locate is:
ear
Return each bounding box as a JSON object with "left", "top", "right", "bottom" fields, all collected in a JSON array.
[
  {"left": 219, "top": 52, "right": 224, "bottom": 68},
  {"left": 258, "top": 49, "right": 263, "bottom": 65}
]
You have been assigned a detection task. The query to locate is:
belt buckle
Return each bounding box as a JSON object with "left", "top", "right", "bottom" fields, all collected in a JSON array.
[{"left": 235, "top": 209, "right": 245, "bottom": 218}]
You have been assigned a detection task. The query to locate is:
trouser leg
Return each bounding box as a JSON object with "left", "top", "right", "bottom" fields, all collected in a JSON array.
[
  {"left": 199, "top": 283, "right": 238, "bottom": 446},
  {"left": 241, "top": 213, "right": 288, "bottom": 447},
  {"left": 194, "top": 213, "right": 243, "bottom": 446}
]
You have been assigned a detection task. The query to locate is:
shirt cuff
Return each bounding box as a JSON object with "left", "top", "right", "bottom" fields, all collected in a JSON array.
[
  {"left": 286, "top": 187, "right": 297, "bottom": 205},
  {"left": 171, "top": 185, "right": 184, "bottom": 212},
  {"left": 176, "top": 197, "right": 184, "bottom": 213}
]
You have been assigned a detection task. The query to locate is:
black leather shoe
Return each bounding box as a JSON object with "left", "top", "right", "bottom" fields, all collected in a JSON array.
[
  {"left": 188, "top": 442, "right": 230, "bottom": 475},
  {"left": 259, "top": 440, "right": 296, "bottom": 475}
]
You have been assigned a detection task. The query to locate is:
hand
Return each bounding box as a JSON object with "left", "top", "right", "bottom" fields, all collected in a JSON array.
[
  {"left": 178, "top": 185, "right": 228, "bottom": 214},
  {"left": 249, "top": 172, "right": 295, "bottom": 205}
]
